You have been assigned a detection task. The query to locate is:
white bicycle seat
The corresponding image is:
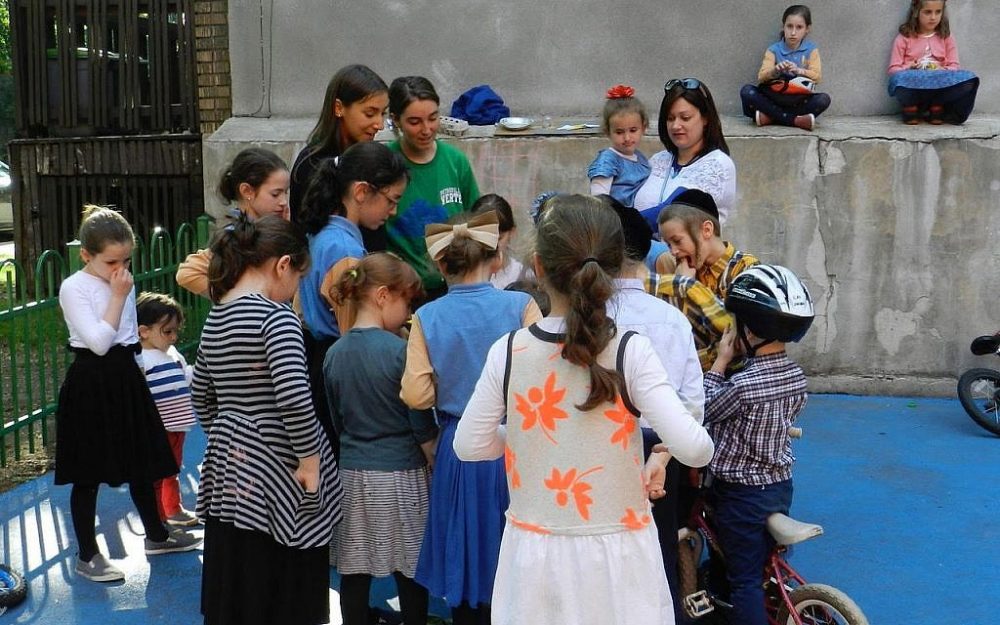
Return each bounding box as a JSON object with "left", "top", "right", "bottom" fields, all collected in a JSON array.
[{"left": 767, "top": 513, "right": 823, "bottom": 546}]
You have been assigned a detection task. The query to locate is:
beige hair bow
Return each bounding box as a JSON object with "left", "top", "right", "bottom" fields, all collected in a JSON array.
[{"left": 424, "top": 211, "right": 500, "bottom": 261}]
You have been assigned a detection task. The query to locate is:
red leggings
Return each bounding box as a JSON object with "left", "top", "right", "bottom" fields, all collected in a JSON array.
[{"left": 153, "top": 431, "right": 186, "bottom": 519}]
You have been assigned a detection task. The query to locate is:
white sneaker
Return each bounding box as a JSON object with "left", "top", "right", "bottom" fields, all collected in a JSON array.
[{"left": 75, "top": 553, "right": 125, "bottom": 582}]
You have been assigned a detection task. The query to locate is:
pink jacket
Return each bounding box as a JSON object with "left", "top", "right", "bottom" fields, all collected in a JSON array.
[{"left": 888, "top": 33, "right": 960, "bottom": 74}]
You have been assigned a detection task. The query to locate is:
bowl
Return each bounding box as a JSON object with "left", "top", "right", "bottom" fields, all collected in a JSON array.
[{"left": 498, "top": 117, "right": 534, "bottom": 131}]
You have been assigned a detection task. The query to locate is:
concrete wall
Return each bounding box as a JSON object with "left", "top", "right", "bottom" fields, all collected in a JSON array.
[
  {"left": 227, "top": 0, "right": 998, "bottom": 118},
  {"left": 203, "top": 117, "right": 1000, "bottom": 395}
]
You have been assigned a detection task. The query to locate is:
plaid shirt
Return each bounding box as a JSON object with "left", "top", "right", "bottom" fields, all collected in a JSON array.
[
  {"left": 698, "top": 242, "right": 759, "bottom": 303},
  {"left": 643, "top": 272, "right": 733, "bottom": 371},
  {"left": 703, "top": 352, "right": 807, "bottom": 486}
]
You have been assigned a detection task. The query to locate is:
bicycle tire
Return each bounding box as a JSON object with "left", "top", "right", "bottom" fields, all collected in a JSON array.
[
  {"left": 776, "top": 583, "right": 869, "bottom": 625},
  {"left": 0, "top": 564, "right": 27, "bottom": 609},
  {"left": 957, "top": 368, "right": 1000, "bottom": 436}
]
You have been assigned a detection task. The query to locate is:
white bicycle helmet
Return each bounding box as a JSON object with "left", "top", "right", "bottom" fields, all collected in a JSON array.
[{"left": 726, "top": 265, "right": 815, "bottom": 346}]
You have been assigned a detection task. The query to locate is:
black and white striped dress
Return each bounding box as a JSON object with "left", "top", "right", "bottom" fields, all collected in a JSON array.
[{"left": 192, "top": 293, "right": 342, "bottom": 624}]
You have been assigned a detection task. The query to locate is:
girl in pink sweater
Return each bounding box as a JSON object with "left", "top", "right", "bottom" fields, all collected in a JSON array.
[{"left": 887, "top": 0, "right": 978, "bottom": 124}]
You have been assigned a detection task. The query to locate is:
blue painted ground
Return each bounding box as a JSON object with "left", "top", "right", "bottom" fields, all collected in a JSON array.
[{"left": 2, "top": 394, "right": 998, "bottom": 624}]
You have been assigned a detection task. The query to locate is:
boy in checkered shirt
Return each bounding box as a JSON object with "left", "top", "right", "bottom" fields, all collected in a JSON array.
[{"left": 702, "top": 265, "right": 815, "bottom": 625}]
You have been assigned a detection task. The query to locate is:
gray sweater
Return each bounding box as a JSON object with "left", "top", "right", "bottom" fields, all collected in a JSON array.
[{"left": 323, "top": 327, "right": 437, "bottom": 471}]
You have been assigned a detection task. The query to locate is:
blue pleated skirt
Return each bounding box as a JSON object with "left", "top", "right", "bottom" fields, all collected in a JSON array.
[
  {"left": 415, "top": 414, "right": 509, "bottom": 608},
  {"left": 888, "top": 69, "right": 978, "bottom": 96}
]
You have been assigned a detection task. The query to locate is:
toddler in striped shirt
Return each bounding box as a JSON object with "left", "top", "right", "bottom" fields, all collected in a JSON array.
[{"left": 137, "top": 292, "right": 199, "bottom": 527}]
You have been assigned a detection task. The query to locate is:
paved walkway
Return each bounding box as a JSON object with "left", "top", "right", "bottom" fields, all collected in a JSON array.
[{"left": 2, "top": 393, "right": 998, "bottom": 624}]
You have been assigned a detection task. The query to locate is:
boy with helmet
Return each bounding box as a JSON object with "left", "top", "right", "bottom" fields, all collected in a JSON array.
[{"left": 702, "top": 264, "right": 815, "bottom": 625}]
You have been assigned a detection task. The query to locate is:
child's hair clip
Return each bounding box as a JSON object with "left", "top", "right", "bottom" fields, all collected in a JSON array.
[
  {"left": 348, "top": 268, "right": 358, "bottom": 279},
  {"left": 606, "top": 84, "right": 635, "bottom": 100},
  {"left": 530, "top": 191, "right": 561, "bottom": 225}
]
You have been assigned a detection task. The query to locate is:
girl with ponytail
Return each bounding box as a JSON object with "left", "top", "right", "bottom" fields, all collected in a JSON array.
[
  {"left": 322, "top": 253, "right": 435, "bottom": 625},
  {"left": 194, "top": 215, "right": 342, "bottom": 625},
  {"left": 454, "top": 194, "right": 715, "bottom": 625},
  {"left": 297, "top": 140, "right": 408, "bottom": 452},
  {"left": 176, "top": 147, "right": 290, "bottom": 296}
]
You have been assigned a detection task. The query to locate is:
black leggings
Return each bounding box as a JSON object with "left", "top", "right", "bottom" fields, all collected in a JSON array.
[
  {"left": 893, "top": 79, "right": 979, "bottom": 124},
  {"left": 70, "top": 482, "right": 169, "bottom": 562},
  {"left": 451, "top": 602, "right": 491, "bottom": 625},
  {"left": 339, "top": 572, "right": 429, "bottom": 625}
]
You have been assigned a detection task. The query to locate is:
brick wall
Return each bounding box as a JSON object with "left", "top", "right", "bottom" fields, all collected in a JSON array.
[{"left": 194, "top": 1, "right": 231, "bottom": 136}]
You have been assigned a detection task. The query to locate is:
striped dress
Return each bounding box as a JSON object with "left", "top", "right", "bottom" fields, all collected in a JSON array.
[
  {"left": 192, "top": 293, "right": 342, "bottom": 624},
  {"left": 191, "top": 293, "right": 342, "bottom": 548}
]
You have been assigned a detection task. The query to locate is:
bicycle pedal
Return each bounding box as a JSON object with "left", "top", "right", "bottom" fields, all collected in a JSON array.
[
  {"left": 683, "top": 590, "right": 715, "bottom": 618},
  {"left": 438, "top": 116, "right": 469, "bottom": 137}
]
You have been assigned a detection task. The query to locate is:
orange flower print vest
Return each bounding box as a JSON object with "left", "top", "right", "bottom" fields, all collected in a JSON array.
[{"left": 501, "top": 325, "right": 652, "bottom": 536}]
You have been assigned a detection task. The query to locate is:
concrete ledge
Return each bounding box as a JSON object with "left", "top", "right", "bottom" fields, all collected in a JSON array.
[
  {"left": 806, "top": 374, "right": 958, "bottom": 398},
  {"left": 203, "top": 114, "right": 1000, "bottom": 395},
  {"left": 208, "top": 114, "right": 1000, "bottom": 143}
]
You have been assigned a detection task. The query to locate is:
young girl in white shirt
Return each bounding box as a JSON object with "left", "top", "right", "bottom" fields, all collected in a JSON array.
[{"left": 57, "top": 206, "right": 201, "bottom": 583}]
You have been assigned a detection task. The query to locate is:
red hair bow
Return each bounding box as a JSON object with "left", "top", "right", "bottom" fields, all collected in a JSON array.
[{"left": 606, "top": 84, "right": 635, "bottom": 99}]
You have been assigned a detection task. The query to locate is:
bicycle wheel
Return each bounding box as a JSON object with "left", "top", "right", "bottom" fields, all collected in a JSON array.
[
  {"left": 0, "top": 564, "right": 27, "bottom": 608},
  {"left": 776, "top": 583, "right": 869, "bottom": 625},
  {"left": 957, "top": 368, "right": 1000, "bottom": 436},
  {"left": 677, "top": 531, "right": 703, "bottom": 599}
]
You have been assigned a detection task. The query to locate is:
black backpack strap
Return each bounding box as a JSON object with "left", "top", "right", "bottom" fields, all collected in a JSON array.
[
  {"left": 502, "top": 330, "right": 517, "bottom": 412},
  {"left": 616, "top": 330, "right": 641, "bottom": 418}
]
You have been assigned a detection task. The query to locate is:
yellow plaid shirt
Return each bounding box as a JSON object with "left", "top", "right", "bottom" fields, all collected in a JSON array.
[{"left": 644, "top": 243, "right": 759, "bottom": 371}]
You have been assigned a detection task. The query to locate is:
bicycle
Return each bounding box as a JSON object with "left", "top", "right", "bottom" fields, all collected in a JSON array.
[
  {"left": 676, "top": 450, "right": 869, "bottom": 625},
  {"left": 957, "top": 333, "right": 1000, "bottom": 436}
]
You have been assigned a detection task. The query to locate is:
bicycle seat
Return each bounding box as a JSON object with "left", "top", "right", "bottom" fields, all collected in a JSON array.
[
  {"left": 767, "top": 513, "right": 823, "bottom": 546},
  {"left": 970, "top": 334, "right": 1000, "bottom": 356}
]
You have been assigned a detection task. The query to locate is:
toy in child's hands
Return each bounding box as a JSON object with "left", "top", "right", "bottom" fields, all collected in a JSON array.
[{"left": 766, "top": 76, "right": 815, "bottom": 96}]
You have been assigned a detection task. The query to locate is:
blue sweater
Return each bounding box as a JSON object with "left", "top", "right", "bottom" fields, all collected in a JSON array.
[{"left": 300, "top": 216, "right": 365, "bottom": 340}]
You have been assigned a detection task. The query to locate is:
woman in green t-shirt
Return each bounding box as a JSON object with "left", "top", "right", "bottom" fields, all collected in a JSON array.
[{"left": 385, "top": 76, "right": 480, "bottom": 299}]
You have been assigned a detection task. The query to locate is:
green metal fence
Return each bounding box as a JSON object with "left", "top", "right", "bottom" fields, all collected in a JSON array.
[{"left": 0, "top": 215, "right": 212, "bottom": 469}]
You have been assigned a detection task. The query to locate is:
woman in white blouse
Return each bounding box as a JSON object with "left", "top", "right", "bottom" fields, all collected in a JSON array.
[{"left": 634, "top": 78, "right": 736, "bottom": 230}]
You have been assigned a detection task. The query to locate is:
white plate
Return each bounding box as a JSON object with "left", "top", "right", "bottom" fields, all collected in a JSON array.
[{"left": 498, "top": 117, "right": 534, "bottom": 130}]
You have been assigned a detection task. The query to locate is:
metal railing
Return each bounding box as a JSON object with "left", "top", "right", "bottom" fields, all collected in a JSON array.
[{"left": 0, "top": 214, "right": 211, "bottom": 468}]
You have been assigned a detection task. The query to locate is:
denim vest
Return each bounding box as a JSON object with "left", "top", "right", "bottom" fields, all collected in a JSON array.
[{"left": 417, "top": 282, "right": 529, "bottom": 418}]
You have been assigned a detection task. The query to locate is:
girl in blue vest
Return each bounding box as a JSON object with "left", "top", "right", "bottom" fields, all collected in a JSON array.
[
  {"left": 739, "top": 5, "right": 831, "bottom": 130},
  {"left": 401, "top": 210, "right": 542, "bottom": 624}
]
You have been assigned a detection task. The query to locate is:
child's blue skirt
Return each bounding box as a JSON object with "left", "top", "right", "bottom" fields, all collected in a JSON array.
[
  {"left": 415, "top": 413, "right": 509, "bottom": 608},
  {"left": 888, "top": 69, "right": 978, "bottom": 96}
]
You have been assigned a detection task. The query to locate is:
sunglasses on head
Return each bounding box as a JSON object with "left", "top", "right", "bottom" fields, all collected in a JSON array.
[{"left": 663, "top": 78, "right": 703, "bottom": 93}]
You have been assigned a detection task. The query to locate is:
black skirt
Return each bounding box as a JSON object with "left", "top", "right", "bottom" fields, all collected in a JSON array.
[
  {"left": 54, "top": 343, "right": 178, "bottom": 486},
  {"left": 201, "top": 515, "right": 331, "bottom": 625}
]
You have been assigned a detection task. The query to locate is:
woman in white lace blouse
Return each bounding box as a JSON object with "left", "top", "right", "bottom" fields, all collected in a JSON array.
[{"left": 634, "top": 78, "right": 736, "bottom": 230}]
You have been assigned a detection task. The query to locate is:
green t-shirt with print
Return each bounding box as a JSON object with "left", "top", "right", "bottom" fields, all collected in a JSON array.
[{"left": 386, "top": 140, "right": 480, "bottom": 291}]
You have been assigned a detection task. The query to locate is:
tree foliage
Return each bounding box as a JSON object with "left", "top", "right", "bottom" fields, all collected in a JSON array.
[{"left": 0, "top": 1, "right": 10, "bottom": 75}]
